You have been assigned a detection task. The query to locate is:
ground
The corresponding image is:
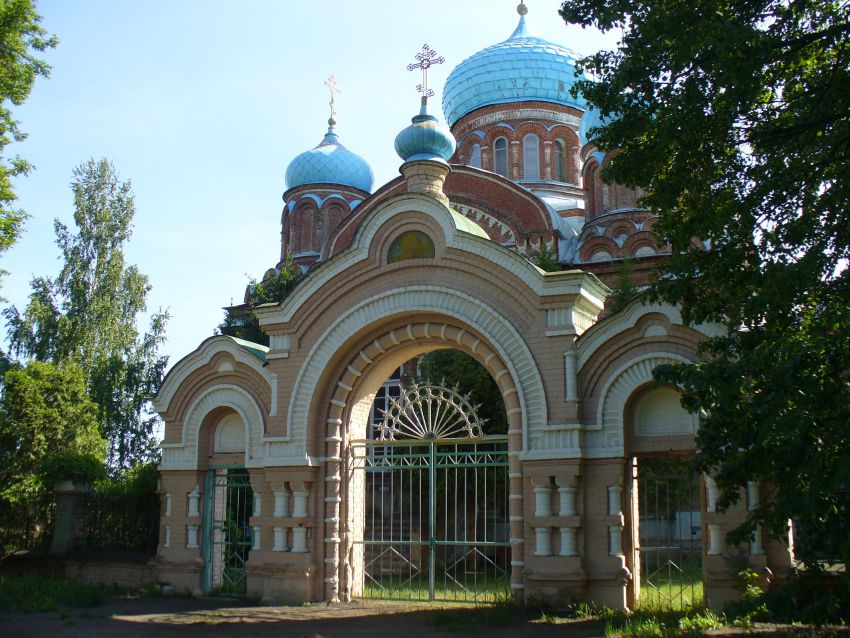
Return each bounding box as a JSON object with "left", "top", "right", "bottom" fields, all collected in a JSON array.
[
  {"left": 2, "top": 595, "right": 847, "bottom": 638},
  {"left": 0, "top": 596, "right": 595, "bottom": 638}
]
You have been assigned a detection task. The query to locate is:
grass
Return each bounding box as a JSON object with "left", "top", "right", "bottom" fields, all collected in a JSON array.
[
  {"left": 363, "top": 576, "right": 510, "bottom": 603},
  {"left": 0, "top": 573, "right": 114, "bottom": 613},
  {"left": 603, "top": 608, "right": 724, "bottom": 638},
  {"left": 427, "top": 600, "right": 523, "bottom": 633}
]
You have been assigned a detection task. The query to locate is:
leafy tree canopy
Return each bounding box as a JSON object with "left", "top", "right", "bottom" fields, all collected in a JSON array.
[
  {"left": 5, "top": 159, "right": 169, "bottom": 469},
  {"left": 0, "top": 0, "right": 57, "bottom": 283},
  {"left": 217, "top": 252, "right": 302, "bottom": 346},
  {"left": 418, "top": 349, "right": 507, "bottom": 435},
  {"left": 560, "top": 0, "right": 850, "bottom": 567}
]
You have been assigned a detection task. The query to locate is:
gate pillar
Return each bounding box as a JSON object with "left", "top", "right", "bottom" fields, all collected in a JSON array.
[
  {"left": 243, "top": 467, "right": 321, "bottom": 602},
  {"left": 582, "top": 459, "right": 631, "bottom": 609},
  {"left": 702, "top": 478, "right": 794, "bottom": 611}
]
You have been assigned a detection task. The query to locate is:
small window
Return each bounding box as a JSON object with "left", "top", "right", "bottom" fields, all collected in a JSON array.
[
  {"left": 554, "top": 139, "right": 568, "bottom": 182},
  {"left": 494, "top": 137, "right": 509, "bottom": 177},
  {"left": 523, "top": 134, "right": 540, "bottom": 180},
  {"left": 469, "top": 143, "right": 481, "bottom": 168},
  {"left": 387, "top": 230, "right": 435, "bottom": 263}
]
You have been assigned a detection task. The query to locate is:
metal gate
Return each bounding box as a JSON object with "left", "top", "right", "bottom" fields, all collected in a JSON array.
[
  {"left": 203, "top": 467, "right": 253, "bottom": 596},
  {"left": 634, "top": 457, "right": 703, "bottom": 610},
  {"left": 352, "top": 382, "right": 510, "bottom": 602}
]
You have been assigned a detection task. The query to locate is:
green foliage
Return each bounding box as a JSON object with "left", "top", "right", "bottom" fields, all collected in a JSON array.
[
  {"left": 608, "top": 258, "right": 642, "bottom": 313},
  {"left": 0, "top": 360, "right": 105, "bottom": 549},
  {"left": 603, "top": 608, "right": 724, "bottom": 638},
  {"left": 218, "top": 253, "right": 303, "bottom": 346},
  {"left": 0, "top": 573, "right": 112, "bottom": 613},
  {"left": 0, "top": 0, "right": 57, "bottom": 289},
  {"left": 725, "top": 570, "right": 850, "bottom": 626},
  {"left": 561, "top": 0, "right": 850, "bottom": 570},
  {"left": 5, "top": 159, "right": 169, "bottom": 469},
  {"left": 79, "top": 461, "right": 160, "bottom": 554},
  {"left": 533, "top": 241, "right": 559, "bottom": 272},
  {"left": 217, "top": 306, "right": 267, "bottom": 346},
  {"left": 417, "top": 349, "right": 507, "bottom": 434}
]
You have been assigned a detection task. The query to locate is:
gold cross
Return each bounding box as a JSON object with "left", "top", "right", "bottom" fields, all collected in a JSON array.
[
  {"left": 406, "top": 44, "right": 445, "bottom": 98},
  {"left": 325, "top": 75, "right": 341, "bottom": 120}
]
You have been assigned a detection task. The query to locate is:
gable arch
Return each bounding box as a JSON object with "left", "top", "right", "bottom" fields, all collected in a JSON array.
[{"left": 285, "top": 285, "right": 547, "bottom": 457}]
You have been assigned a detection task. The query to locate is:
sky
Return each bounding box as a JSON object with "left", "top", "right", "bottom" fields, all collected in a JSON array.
[{"left": 4, "top": 0, "right": 618, "bottom": 370}]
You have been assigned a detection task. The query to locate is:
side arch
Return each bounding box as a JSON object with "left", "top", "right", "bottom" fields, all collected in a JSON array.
[
  {"left": 160, "top": 384, "right": 266, "bottom": 470},
  {"left": 584, "top": 354, "right": 693, "bottom": 458}
]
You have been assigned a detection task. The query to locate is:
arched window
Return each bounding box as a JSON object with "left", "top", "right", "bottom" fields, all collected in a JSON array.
[
  {"left": 523, "top": 134, "right": 540, "bottom": 180},
  {"left": 469, "top": 143, "right": 481, "bottom": 168},
  {"left": 387, "top": 230, "right": 435, "bottom": 263},
  {"left": 494, "top": 137, "right": 508, "bottom": 177},
  {"left": 554, "top": 139, "right": 568, "bottom": 182}
]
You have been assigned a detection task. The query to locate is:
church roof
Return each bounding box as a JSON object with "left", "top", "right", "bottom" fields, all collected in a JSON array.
[
  {"left": 285, "top": 121, "right": 374, "bottom": 192},
  {"left": 442, "top": 4, "right": 586, "bottom": 127}
]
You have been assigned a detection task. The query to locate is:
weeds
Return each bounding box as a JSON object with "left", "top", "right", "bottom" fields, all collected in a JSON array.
[{"left": 0, "top": 573, "right": 113, "bottom": 613}]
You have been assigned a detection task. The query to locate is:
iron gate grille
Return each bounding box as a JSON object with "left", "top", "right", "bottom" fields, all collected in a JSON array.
[
  {"left": 352, "top": 438, "right": 510, "bottom": 602},
  {"left": 636, "top": 457, "right": 703, "bottom": 610},
  {"left": 203, "top": 467, "right": 253, "bottom": 596}
]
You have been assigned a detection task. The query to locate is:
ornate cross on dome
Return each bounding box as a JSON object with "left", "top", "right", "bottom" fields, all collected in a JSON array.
[
  {"left": 406, "top": 44, "right": 445, "bottom": 98},
  {"left": 324, "top": 75, "right": 340, "bottom": 121}
]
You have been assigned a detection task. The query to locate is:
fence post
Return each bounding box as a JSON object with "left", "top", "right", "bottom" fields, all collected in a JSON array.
[{"left": 51, "top": 480, "right": 89, "bottom": 554}]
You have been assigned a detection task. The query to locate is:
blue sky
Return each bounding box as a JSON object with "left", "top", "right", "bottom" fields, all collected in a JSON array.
[{"left": 4, "top": 0, "right": 617, "bottom": 368}]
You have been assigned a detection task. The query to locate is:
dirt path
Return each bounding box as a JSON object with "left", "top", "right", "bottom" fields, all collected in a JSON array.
[{"left": 0, "top": 596, "right": 605, "bottom": 638}]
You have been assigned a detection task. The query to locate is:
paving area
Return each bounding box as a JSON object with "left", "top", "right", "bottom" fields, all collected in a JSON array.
[{"left": 0, "top": 596, "right": 603, "bottom": 638}]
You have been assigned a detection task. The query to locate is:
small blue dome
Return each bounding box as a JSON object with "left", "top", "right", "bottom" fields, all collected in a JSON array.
[
  {"left": 442, "top": 8, "right": 586, "bottom": 127},
  {"left": 579, "top": 106, "right": 612, "bottom": 146},
  {"left": 395, "top": 99, "right": 456, "bottom": 165},
  {"left": 285, "top": 121, "right": 374, "bottom": 192}
]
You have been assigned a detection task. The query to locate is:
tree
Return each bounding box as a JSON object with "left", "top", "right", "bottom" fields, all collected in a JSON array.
[
  {"left": 0, "top": 360, "right": 104, "bottom": 549},
  {"left": 5, "top": 159, "right": 169, "bottom": 469},
  {"left": 560, "top": 0, "right": 850, "bottom": 568},
  {"left": 0, "top": 0, "right": 57, "bottom": 285},
  {"left": 216, "top": 252, "right": 302, "bottom": 346},
  {"left": 418, "top": 349, "right": 508, "bottom": 434}
]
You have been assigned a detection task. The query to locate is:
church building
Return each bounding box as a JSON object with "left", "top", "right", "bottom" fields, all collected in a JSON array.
[{"left": 152, "top": 2, "right": 793, "bottom": 610}]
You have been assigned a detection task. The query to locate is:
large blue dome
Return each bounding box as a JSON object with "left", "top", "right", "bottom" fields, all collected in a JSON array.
[
  {"left": 285, "top": 121, "right": 374, "bottom": 192},
  {"left": 442, "top": 8, "right": 586, "bottom": 127}
]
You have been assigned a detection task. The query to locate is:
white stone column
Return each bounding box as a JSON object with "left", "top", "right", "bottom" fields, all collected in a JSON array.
[
  {"left": 186, "top": 524, "right": 200, "bottom": 549},
  {"left": 558, "top": 484, "right": 577, "bottom": 516},
  {"left": 608, "top": 485, "right": 623, "bottom": 516},
  {"left": 708, "top": 524, "right": 723, "bottom": 555},
  {"left": 252, "top": 526, "right": 261, "bottom": 550},
  {"left": 187, "top": 485, "right": 201, "bottom": 518},
  {"left": 253, "top": 492, "right": 262, "bottom": 517},
  {"left": 163, "top": 525, "right": 171, "bottom": 548},
  {"left": 274, "top": 489, "right": 290, "bottom": 518},
  {"left": 747, "top": 481, "right": 760, "bottom": 511},
  {"left": 563, "top": 350, "right": 578, "bottom": 403},
  {"left": 532, "top": 479, "right": 553, "bottom": 517},
  {"left": 705, "top": 475, "right": 719, "bottom": 512},
  {"left": 534, "top": 527, "right": 552, "bottom": 556},
  {"left": 165, "top": 493, "right": 172, "bottom": 517},
  {"left": 292, "top": 526, "right": 309, "bottom": 552},
  {"left": 273, "top": 526, "right": 288, "bottom": 552},
  {"left": 292, "top": 484, "right": 310, "bottom": 519},
  {"left": 608, "top": 525, "right": 624, "bottom": 556},
  {"left": 750, "top": 525, "right": 764, "bottom": 556},
  {"left": 559, "top": 527, "right": 577, "bottom": 556}
]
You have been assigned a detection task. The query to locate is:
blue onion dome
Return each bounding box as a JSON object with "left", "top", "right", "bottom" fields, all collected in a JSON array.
[
  {"left": 442, "top": 2, "right": 586, "bottom": 128},
  {"left": 579, "top": 106, "right": 613, "bottom": 146},
  {"left": 394, "top": 98, "right": 457, "bottom": 165},
  {"left": 285, "top": 118, "right": 374, "bottom": 192}
]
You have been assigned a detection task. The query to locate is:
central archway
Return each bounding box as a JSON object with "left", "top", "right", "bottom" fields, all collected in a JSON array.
[{"left": 319, "top": 318, "right": 529, "bottom": 602}]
